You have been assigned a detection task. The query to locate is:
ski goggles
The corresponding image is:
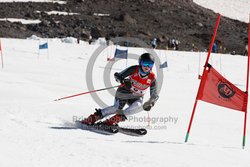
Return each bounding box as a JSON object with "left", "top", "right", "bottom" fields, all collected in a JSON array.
[{"left": 141, "top": 61, "right": 154, "bottom": 68}]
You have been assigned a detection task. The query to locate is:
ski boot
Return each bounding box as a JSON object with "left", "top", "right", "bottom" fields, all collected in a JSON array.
[
  {"left": 81, "top": 108, "right": 103, "bottom": 125},
  {"left": 103, "top": 114, "right": 127, "bottom": 126}
]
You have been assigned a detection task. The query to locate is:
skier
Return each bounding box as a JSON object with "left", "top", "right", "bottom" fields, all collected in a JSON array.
[{"left": 81, "top": 53, "right": 159, "bottom": 126}]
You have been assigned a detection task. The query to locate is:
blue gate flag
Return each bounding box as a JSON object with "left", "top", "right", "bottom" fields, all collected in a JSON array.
[
  {"left": 39, "top": 43, "right": 48, "bottom": 49},
  {"left": 114, "top": 48, "right": 128, "bottom": 59}
]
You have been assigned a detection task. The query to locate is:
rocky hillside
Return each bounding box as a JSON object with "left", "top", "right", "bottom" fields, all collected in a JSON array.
[{"left": 0, "top": 0, "right": 248, "bottom": 54}]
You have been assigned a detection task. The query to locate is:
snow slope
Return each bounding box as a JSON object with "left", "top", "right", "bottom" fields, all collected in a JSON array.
[
  {"left": 193, "top": 0, "right": 250, "bottom": 23},
  {"left": 0, "top": 38, "right": 249, "bottom": 167}
]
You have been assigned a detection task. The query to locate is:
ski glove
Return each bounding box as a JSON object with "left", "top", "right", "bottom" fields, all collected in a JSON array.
[
  {"left": 114, "top": 72, "right": 123, "bottom": 83},
  {"left": 143, "top": 101, "right": 154, "bottom": 111},
  {"left": 114, "top": 72, "right": 132, "bottom": 90},
  {"left": 123, "top": 78, "right": 132, "bottom": 90}
]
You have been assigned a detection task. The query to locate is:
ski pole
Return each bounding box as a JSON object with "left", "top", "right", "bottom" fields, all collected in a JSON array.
[
  {"left": 54, "top": 85, "right": 120, "bottom": 101},
  {"left": 147, "top": 111, "right": 150, "bottom": 128}
]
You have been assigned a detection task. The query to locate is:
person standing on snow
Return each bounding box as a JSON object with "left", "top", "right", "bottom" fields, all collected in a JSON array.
[
  {"left": 151, "top": 38, "right": 157, "bottom": 49},
  {"left": 81, "top": 53, "right": 159, "bottom": 126}
]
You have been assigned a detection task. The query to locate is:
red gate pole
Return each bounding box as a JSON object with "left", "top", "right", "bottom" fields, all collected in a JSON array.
[
  {"left": 242, "top": 14, "right": 250, "bottom": 149},
  {"left": 185, "top": 14, "right": 221, "bottom": 142}
]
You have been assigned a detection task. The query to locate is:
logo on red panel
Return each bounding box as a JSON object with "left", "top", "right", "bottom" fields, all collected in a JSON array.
[{"left": 217, "top": 81, "right": 235, "bottom": 99}]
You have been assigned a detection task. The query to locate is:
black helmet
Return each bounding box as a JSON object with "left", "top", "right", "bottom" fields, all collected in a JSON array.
[
  {"left": 138, "top": 53, "right": 155, "bottom": 65},
  {"left": 138, "top": 53, "right": 155, "bottom": 75}
]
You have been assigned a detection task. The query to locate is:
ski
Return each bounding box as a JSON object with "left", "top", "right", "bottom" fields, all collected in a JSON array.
[
  {"left": 76, "top": 121, "right": 147, "bottom": 136},
  {"left": 118, "top": 127, "right": 147, "bottom": 136},
  {"left": 75, "top": 121, "right": 119, "bottom": 135}
]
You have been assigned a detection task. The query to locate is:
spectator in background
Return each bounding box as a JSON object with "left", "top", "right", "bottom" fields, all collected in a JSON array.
[
  {"left": 168, "top": 39, "right": 173, "bottom": 50},
  {"left": 191, "top": 43, "right": 197, "bottom": 52},
  {"left": 105, "top": 36, "right": 111, "bottom": 46},
  {"left": 244, "top": 44, "right": 248, "bottom": 56},
  {"left": 167, "top": 38, "right": 180, "bottom": 50},
  {"left": 219, "top": 44, "right": 223, "bottom": 53},
  {"left": 175, "top": 39, "right": 180, "bottom": 50},
  {"left": 171, "top": 39, "right": 176, "bottom": 50},
  {"left": 223, "top": 47, "right": 227, "bottom": 53},
  {"left": 212, "top": 42, "right": 217, "bottom": 53},
  {"left": 151, "top": 38, "right": 157, "bottom": 49}
]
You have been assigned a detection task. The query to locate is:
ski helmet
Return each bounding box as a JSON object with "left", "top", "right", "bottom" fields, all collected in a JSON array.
[{"left": 138, "top": 53, "right": 155, "bottom": 75}]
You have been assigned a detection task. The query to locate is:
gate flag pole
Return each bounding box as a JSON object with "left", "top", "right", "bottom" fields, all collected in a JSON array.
[
  {"left": 242, "top": 14, "right": 250, "bottom": 149},
  {"left": 185, "top": 14, "right": 221, "bottom": 142}
]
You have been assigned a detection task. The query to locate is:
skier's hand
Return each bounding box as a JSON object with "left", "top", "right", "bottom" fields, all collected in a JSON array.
[
  {"left": 114, "top": 72, "right": 123, "bottom": 83},
  {"left": 123, "top": 79, "right": 132, "bottom": 90},
  {"left": 143, "top": 101, "right": 154, "bottom": 111}
]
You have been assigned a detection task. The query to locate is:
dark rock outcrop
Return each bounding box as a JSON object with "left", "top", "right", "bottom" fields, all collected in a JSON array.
[{"left": 0, "top": 0, "right": 248, "bottom": 54}]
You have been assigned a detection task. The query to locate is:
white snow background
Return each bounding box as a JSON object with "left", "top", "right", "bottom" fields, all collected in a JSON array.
[{"left": 0, "top": 0, "right": 250, "bottom": 167}]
